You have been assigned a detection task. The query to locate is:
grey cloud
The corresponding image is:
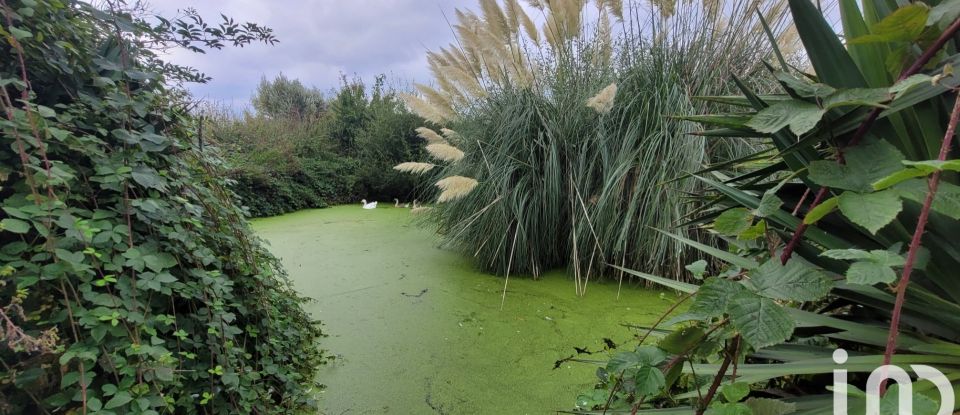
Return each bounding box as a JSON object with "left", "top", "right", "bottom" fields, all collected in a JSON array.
[{"left": 152, "top": 0, "right": 473, "bottom": 107}]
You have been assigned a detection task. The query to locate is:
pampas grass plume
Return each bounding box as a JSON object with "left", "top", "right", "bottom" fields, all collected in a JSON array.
[
  {"left": 435, "top": 176, "right": 478, "bottom": 202},
  {"left": 393, "top": 162, "right": 436, "bottom": 174},
  {"left": 586, "top": 83, "right": 617, "bottom": 114},
  {"left": 415, "top": 127, "right": 447, "bottom": 144},
  {"left": 426, "top": 143, "right": 466, "bottom": 162}
]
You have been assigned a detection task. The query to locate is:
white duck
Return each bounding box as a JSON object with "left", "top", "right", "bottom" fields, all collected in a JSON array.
[{"left": 361, "top": 199, "right": 378, "bottom": 209}]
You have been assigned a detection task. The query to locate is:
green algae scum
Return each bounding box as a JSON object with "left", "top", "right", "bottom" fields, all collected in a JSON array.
[{"left": 252, "top": 206, "right": 676, "bottom": 414}]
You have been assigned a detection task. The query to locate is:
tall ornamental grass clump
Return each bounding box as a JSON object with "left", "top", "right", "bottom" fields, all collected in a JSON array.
[
  {"left": 397, "top": 0, "right": 794, "bottom": 286},
  {"left": 0, "top": 1, "right": 324, "bottom": 413},
  {"left": 575, "top": 1, "right": 960, "bottom": 413}
]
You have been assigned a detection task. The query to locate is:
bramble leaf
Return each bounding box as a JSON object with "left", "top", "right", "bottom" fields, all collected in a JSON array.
[
  {"left": 838, "top": 190, "right": 902, "bottom": 234},
  {"left": 728, "top": 292, "right": 795, "bottom": 349}
]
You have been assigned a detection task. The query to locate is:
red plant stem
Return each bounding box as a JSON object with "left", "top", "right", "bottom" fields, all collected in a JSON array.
[
  {"left": 780, "top": 18, "right": 960, "bottom": 264},
  {"left": 791, "top": 188, "right": 811, "bottom": 216},
  {"left": 694, "top": 337, "right": 737, "bottom": 415},
  {"left": 880, "top": 93, "right": 960, "bottom": 394},
  {"left": 781, "top": 187, "right": 828, "bottom": 264}
]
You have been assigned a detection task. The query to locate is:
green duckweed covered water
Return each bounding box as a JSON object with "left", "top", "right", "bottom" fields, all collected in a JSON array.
[{"left": 252, "top": 206, "right": 677, "bottom": 414}]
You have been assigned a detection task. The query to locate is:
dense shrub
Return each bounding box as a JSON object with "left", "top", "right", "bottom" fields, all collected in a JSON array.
[
  {"left": 0, "top": 1, "right": 324, "bottom": 413},
  {"left": 210, "top": 76, "right": 426, "bottom": 217}
]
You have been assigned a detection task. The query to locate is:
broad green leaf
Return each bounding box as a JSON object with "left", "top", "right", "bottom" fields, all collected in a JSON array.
[
  {"left": 821, "top": 248, "right": 874, "bottom": 261},
  {"left": 607, "top": 348, "right": 665, "bottom": 374},
  {"left": 879, "top": 384, "right": 940, "bottom": 415},
  {"left": 634, "top": 346, "right": 667, "bottom": 366},
  {"left": 849, "top": 3, "right": 930, "bottom": 44},
  {"left": 889, "top": 74, "right": 933, "bottom": 99},
  {"left": 688, "top": 277, "right": 747, "bottom": 319},
  {"left": 774, "top": 72, "right": 835, "bottom": 98},
  {"left": 873, "top": 168, "right": 930, "bottom": 190},
  {"left": 803, "top": 196, "right": 839, "bottom": 225},
  {"left": 728, "top": 292, "right": 795, "bottom": 349},
  {"left": 902, "top": 159, "right": 960, "bottom": 173},
  {"left": 846, "top": 261, "right": 897, "bottom": 285},
  {"left": 104, "top": 391, "right": 132, "bottom": 409},
  {"left": 746, "top": 100, "right": 826, "bottom": 136},
  {"left": 721, "top": 382, "right": 751, "bottom": 403},
  {"left": 1, "top": 218, "right": 30, "bottom": 234},
  {"left": 807, "top": 139, "right": 906, "bottom": 192},
  {"left": 744, "top": 398, "right": 797, "bottom": 415},
  {"left": 755, "top": 192, "right": 783, "bottom": 218},
  {"left": 927, "top": 0, "right": 960, "bottom": 28},
  {"left": 838, "top": 190, "right": 902, "bottom": 234},
  {"left": 659, "top": 327, "right": 705, "bottom": 354},
  {"left": 634, "top": 366, "right": 666, "bottom": 396},
  {"left": 707, "top": 402, "right": 752, "bottom": 415},
  {"left": 714, "top": 208, "right": 754, "bottom": 236},
  {"left": 822, "top": 88, "right": 890, "bottom": 109},
  {"left": 143, "top": 253, "right": 177, "bottom": 272},
  {"left": 685, "top": 260, "right": 708, "bottom": 280},
  {"left": 738, "top": 220, "right": 767, "bottom": 241},
  {"left": 131, "top": 166, "right": 167, "bottom": 190},
  {"left": 9, "top": 26, "right": 32, "bottom": 39},
  {"left": 896, "top": 179, "right": 960, "bottom": 219},
  {"left": 749, "top": 258, "right": 833, "bottom": 302},
  {"left": 822, "top": 249, "right": 904, "bottom": 267}
]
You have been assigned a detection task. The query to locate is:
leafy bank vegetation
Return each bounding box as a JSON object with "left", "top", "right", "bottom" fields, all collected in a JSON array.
[
  {"left": 207, "top": 75, "right": 429, "bottom": 217},
  {"left": 0, "top": 1, "right": 323, "bottom": 413}
]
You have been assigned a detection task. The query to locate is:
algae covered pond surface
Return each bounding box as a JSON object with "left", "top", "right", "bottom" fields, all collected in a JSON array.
[{"left": 252, "top": 206, "right": 676, "bottom": 414}]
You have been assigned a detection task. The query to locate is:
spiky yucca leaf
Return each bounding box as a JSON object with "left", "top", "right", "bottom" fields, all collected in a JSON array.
[{"left": 436, "top": 176, "right": 478, "bottom": 202}]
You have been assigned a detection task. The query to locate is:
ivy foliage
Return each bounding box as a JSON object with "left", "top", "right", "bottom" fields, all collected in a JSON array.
[{"left": 1, "top": 1, "right": 324, "bottom": 413}]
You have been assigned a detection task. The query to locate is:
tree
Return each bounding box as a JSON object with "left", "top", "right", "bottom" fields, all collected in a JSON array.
[{"left": 251, "top": 73, "right": 325, "bottom": 119}]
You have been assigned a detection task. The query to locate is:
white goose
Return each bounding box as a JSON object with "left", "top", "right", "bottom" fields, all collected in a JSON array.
[
  {"left": 394, "top": 198, "right": 400, "bottom": 208},
  {"left": 361, "top": 199, "right": 378, "bottom": 209}
]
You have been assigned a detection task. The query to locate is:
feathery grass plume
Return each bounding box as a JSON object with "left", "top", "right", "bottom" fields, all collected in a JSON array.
[
  {"left": 427, "top": 143, "right": 466, "bottom": 162},
  {"left": 400, "top": 93, "right": 452, "bottom": 124},
  {"left": 652, "top": 0, "right": 677, "bottom": 17},
  {"left": 416, "top": 83, "right": 454, "bottom": 109},
  {"left": 520, "top": 7, "right": 540, "bottom": 43},
  {"left": 411, "top": 206, "right": 433, "bottom": 215},
  {"left": 435, "top": 176, "right": 478, "bottom": 202},
  {"left": 415, "top": 127, "right": 447, "bottom": 144},
  {"left": 480, "top": 0, "right": 512, "bottom": 41},
  {"left": 393, "top": 162, "right": 437, "bottom": 174},
  {"left": 440, "top": 128, "right": 461, "bottom": 140},
  {"left": 586, "top": 83, "right": 617, "bottom": 114},
  {"left": 606, "top": 0, "right": 623, "bottom": 20}
]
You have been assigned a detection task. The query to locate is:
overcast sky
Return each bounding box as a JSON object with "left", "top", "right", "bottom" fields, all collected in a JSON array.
[{"left": 151, "top": 1, "right": 477, "bottom": 111}]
